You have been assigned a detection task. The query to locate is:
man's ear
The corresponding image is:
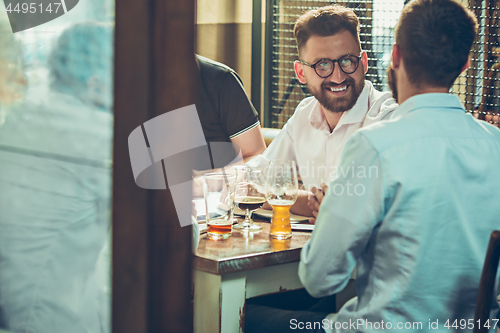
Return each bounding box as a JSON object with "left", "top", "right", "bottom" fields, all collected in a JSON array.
[
  {"left": 361, "top": 51, "right": 368, "bottom": 74},
  {"left": 294, "top": 60, "right": 307, "bottom": 84},
  {"left": 461, "top": 55, "right": 471, "bottom": 73},
  {"left": 391, "top": 44, "right": 401, "bottom": 69}
]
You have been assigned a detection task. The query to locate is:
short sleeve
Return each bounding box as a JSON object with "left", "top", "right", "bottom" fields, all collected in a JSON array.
[{"left": 218, "top": 71, "right": 259, "bottom": 138}]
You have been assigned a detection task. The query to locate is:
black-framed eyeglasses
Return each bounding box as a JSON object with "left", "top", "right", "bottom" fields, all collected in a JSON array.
[{"left": 300, "top": 53, "right": 363, "bottom": 78}]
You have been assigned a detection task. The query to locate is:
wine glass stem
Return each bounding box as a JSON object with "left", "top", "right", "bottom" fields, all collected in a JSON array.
[{"left": 244, "top": 209, "right": 252, "bottom": 225}]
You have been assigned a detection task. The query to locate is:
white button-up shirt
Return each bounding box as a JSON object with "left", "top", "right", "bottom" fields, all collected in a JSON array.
[{"left": 248, "top": 81, "right": 397, "bottom": 190}]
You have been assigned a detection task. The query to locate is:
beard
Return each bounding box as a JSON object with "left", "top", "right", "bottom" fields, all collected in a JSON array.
[
  {"left": 307, "top": 76, "right": 365, "bottom": 113},
  {"left": 386, "top": 62, "right": 398, "bottom": 103}
]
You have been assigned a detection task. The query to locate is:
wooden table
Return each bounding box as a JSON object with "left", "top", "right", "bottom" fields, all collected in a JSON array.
[{"left": 193, "top": 221, "right": 312, "bottom": 333}]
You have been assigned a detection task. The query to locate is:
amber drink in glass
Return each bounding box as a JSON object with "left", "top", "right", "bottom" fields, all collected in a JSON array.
[
  {"left": 203, "top": 172, "right": 236, "bottom": 240},
  {"left": 265, "top": 160, "right": 298, "bottom": 240}
]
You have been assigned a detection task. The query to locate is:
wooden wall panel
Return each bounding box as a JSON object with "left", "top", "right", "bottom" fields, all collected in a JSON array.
[{"left": 113, "top": 0, "right": 195, "bottom": 332}]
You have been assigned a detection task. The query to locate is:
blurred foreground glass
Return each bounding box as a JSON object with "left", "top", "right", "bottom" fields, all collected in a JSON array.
[
  {"left": 203, "top": 172, "right": 236, "bottom": 240},
  {"left": 0, "top": 7, "right": 115, "bottom": 332},
  {"left": 233, "top": 166, "right": 265, "bottom": 232},
  {"left": 265, "top": 160, "right": 298, "bottom": 239}
]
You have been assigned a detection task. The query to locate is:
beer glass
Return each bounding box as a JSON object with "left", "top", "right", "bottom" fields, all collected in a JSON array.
[
  {"left": 265, "top": 160, "right": 298, "bottom": 239},
  {"left": 233, "top": 166, "right": 265, "bottom": 231},
  {"left": 203, "top": 172, "right": 236, "bottom": 240}
]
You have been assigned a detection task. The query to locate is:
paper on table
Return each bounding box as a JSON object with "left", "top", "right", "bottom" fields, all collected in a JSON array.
[
  {"left": 196, "top": 197, "right": 312, "bottom": 231},
  {"left": 198, "top": 223, "right": 207, "bottom": 234},
  {"left": 198, "top": 213, "right": 314, "bottom": 233},
  {"left": 194, "top": 196, "right": 228, "bottom": 222},
  {"left": 234, "top": 207, "right": 310, "bottom": 223},
  {"left": 291, "top": 223, "right": 315, "bottom": 231}
]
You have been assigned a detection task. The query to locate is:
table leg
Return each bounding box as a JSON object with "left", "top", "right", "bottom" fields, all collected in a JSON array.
[
  {"left": 193, "top": 270, "right": 246, "bottom": 333},
  {"left": 220, "top": 273, "right": 246, "bottom": 333},
  {"left": 193, "top": 270, "right": 221, "bottom": 333}
]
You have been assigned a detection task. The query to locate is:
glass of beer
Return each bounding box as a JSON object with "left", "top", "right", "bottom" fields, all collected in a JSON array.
[
  {"left": 233, "top": 166, "right": 265, "bottom": 231},
  {"left": 203, "top": 172, "right": 236, "bottom": 240},
  {"left": 265, "top": 160, "right": 298, "bottom": 240}
]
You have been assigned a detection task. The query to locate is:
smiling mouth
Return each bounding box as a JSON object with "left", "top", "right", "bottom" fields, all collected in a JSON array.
[{"left": 327, "top": 85, "right": 348, "bottom": 92}]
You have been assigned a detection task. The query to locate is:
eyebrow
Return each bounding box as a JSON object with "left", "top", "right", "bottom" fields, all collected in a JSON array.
[{"left": 309, "top": 54, "right": 358, "bottom": 63}]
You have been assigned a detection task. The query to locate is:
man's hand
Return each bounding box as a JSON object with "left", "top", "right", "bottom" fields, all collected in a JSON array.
[{"left": 308, "top": 183, "right": 328, "bottom": 224}]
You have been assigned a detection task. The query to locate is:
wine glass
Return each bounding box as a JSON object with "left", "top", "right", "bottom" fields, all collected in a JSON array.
[
  {"left": 233, "top": 166, "right": 265, "bottom": 231},
  {"left": 265, "top": 160, "right": 298, "bottom": 239}
]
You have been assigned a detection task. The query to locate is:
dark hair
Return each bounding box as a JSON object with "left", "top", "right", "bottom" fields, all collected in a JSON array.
[
  {"left": 294, "top": 5, "right": 360, "bottom": 56},
  {"left": 395, "top": 0, "right": 478, "bottom": 88}
]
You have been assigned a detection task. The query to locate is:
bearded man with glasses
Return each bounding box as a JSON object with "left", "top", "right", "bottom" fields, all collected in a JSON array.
[{"left": 248, "top": 5, "right": 397, "bottom": 217}]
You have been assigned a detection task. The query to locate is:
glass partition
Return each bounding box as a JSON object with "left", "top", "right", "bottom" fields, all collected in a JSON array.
[{"left": 0, "top": 1, "right": 114, "bottom": 332}]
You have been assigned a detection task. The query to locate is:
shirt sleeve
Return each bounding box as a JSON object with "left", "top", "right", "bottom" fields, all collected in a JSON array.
[
  {"left": 298, "top": 132, "right": 385, "bottom": 298},
  {"left": 245, "top": 122, "right": 297, "bottom": 169},
  {"left": 363, "top": 92, "right": 398, "bottom": 126},
  {"left": 219, "top": 71, "right": 259, "bottom": 138}
]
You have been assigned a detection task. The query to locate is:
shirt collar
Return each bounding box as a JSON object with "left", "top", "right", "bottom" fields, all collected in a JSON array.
[
  {"left": 308, "top": 99, "right": 330, "bottom": 131},
  {"left": 337, "top": 81, "right": 372, "bottom": 126},
  {"left": 308, "top": 80, "right": 372, "bottom": 131},
  {"left": 393, "top": 93, "right": 465, "bottom": 118}
]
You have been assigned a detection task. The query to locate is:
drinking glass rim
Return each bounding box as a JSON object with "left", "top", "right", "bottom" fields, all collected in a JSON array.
[
  {"left": 231, "top": 165, "right": 263, "bottom": 172},
  {"left": 203, "top": 172, "right": 236, "bottom": 179}
]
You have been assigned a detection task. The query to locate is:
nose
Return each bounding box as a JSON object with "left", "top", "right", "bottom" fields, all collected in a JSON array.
[{"left": 327, "top": 62, "right": 346, "bottom": 84}]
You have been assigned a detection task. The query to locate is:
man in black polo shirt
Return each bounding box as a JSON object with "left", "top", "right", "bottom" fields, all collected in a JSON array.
[{"left": 196, "top": 55, "right": 266, "bottom": 162}]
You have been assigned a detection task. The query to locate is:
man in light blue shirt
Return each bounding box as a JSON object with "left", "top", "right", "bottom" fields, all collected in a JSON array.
[{"left": 301, "top": 0, "right": 500, "bottom": 332}]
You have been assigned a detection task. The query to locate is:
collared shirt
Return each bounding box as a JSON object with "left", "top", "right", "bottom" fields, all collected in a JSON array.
[
  {"left": 248, "top": 81, "right": 396, "bottom": 190},
  {"left": 299, "top": 93, "right": 500, "bottom": 333},
  {"left": 196, "top": 55, "right": 260, "bottom": 143}
]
